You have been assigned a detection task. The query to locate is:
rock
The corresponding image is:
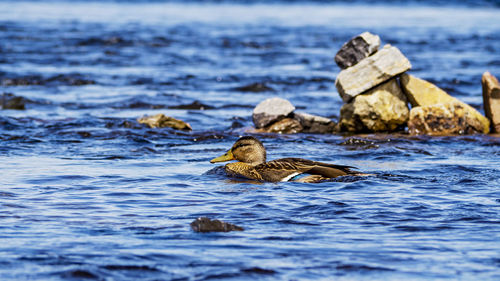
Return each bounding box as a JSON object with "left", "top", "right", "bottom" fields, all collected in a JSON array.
[
  {"left": 190, "top": 217, "right": 244, "bottom": 233},
  {"left": 400, "top": 73, "right": 455, "bottom": 106},
  {"left": 338, "top": 78, "right": 409, "bottom": 132},
  {"left": 408, "top": 102, "right": 488, "bottom": 135},
  {"left": 335, "top": 44, "right": 411, "bottom": 102},
  {"left": 1, "top": 93, "right": 26, "bottom": 110},
  {"left": 293, "top": 112, "right": 337, "bottom": 134},
  {"left": 335, "top": 32, "right": 381, "bottom": 69},
  {"left": 482, "top": 72, "right": 500, "bottom": 133},
  {"left": 137, "top": 114, "right": 192, "bottom": 130},
  {"left": 401, "top": 73, "right": 490, "bottom": 133},
  {"left": 258, "top": 117, "right": 303, "bottom": 134},
  {"left": 252, "top": 97, "right": 295, "bottom": 128}
]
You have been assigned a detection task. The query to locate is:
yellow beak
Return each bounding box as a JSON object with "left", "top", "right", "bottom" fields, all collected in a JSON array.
[{"left": 210, "top": 150, "right": 235, "bottom": 163}]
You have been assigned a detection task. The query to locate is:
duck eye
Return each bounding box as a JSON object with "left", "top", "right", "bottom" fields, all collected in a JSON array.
[{"left": 234, "top": 143, "right": 250, "bottom": 150}]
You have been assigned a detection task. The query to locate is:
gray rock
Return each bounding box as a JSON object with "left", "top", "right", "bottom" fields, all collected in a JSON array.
[
  {"left": 335, "top": 32, "right": 381, "bottom": 69},
  {"left": 335, "top": 44, "right": 411, "bottom": 103},
  {"left": 252, "top": 97, "right": 295, "bottom": 128},
  {"left": 294, "top": 112, "right": 337, "bottom": 134},
  {"left": 338, "top": 78, "right": 409, "bottom": 132},
  {"left": 190, "top": 217, "right": 244, "bottom": 233}
]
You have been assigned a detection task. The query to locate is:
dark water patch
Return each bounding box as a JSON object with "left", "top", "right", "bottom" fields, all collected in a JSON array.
[
  {"left": 1, "top": 73, "right": 96, "bottom": 86},
  {"left": 336, "top": 263, "right": 394, "bottom": 272},
  {"left": 394, "top": 225, "right": 456, "bottom": 232},
  {"left": 231, "top": 82, "right": 275, "bottom": 92},
  {"left": 111, "top": 99, "right": 166, "bottom": 110},
  {"left": 61, "top": 269, "right": 101, "bottom": 280},
  {"left": 2, "top": 203, "right": 29, "bottom": 209},
  {"left": 278, "top": 219, "right": 320, "bottom": 226},
  {"left": 102, "top": 264, "right": 161, "bottom": 272},
  {"left": 123, "top": 226, "right": 168, "bottom": 234},
  {"left": 77, "top": 36, "right": 133, "bottom": 47},
  {"left": 218, "top": 104, "right": 255, "bottom": 109},
  {"left": 240, "top": 267, "right": 276, "bottom": 275},
  {"left": 168, "top": 100, "right": 215, "bottom": 110},
  {"left": 24, "top": 175, "right": 94, "bottom": 185},
  {"left": 0, "top": 192, "right": 17, "bottom": 197}
]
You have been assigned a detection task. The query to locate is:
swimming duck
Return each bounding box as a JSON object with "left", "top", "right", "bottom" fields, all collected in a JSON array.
[{"left": 210, "top": 136, "right": 362, "bottom": 183}]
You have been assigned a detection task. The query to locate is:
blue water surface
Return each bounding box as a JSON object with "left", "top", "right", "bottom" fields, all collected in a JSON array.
[{"left": 1, "top": 1, "right": 500, "bottom": 280}]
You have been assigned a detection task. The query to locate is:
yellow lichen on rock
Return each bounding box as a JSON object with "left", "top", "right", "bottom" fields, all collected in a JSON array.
[
  {"left": 401, "top": 73, "right": 489, "bottom": 134},
  {"left": 338, "top": 78, "right": 409, "bottom": 132},
  {"left": 137, "top": 113, "right": 192, "bottom": 130},
  {"left": 408, "top": 102, "right": 487, "bottom": 135},
  {"left": 255, "top": 117, "right": 303, "bottom": 134}
]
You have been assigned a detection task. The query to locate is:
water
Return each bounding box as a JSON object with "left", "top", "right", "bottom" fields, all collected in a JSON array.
[{"left": 1, "top": 1, "right": 500, "bottom": 280}]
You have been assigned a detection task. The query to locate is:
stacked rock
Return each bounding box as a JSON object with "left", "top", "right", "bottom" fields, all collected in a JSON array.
[
  {"left": 335, "top": 32, "right": 411, "bottom": 132},
  {"left": 335, "top": 32, "right": 491, "bottom": 135},
  {"left": 251, "top": 97, "right": 336, "bottom": 134}
]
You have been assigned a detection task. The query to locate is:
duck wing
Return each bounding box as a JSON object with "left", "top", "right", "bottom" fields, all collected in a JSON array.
[{"left": 256, "top": 158, "right": 358, "bottom": 182}]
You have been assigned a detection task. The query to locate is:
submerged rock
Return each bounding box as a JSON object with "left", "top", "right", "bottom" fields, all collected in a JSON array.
[
  {"left": 190, "top": 217, "right": 244, "bottom": 233},
  {"left": 408, "top": 102, "right": 488, "bottom": 135},
  {"left": 335, "top": 44, "right": 411, "bottom": 103},
  {"left": 252, "top": 97, "right": 295, "bottom": 128},
  {"left": 335, "top": 31, "right": 381, "bottom": 69},
  {"left": 1, "top": 93, "right": 26, "bottom": 110},
  {"left": 338, "top": 79, "right": 409, "bottom": 132},
  {"left": 401, "top": 73, "right": 490, "bottom": 134},
  {"left": 482, "top": 71, "right": 500, "bottom": 133},
  {"left": 137, "top": 114, "right": 192, "bottom": 130},
  {"left": 294, "top": 112, "right": 337, "bottom": 134}
]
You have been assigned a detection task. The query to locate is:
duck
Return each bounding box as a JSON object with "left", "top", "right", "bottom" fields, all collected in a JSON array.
[{"left": 210, "top": 136, "right": 363, "bottom": 183}]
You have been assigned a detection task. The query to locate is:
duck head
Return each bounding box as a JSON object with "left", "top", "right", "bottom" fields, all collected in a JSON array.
[{"left": 210, "top": 136, "right": 266, "bottom": 166}]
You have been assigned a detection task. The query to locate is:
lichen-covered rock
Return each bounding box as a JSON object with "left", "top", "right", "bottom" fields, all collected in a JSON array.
[
  {"left": 335, "top": 44, "right": 411, "bottom": 103},
  {"left": 190, "top": 217, "right": 244, "bottom": 233},
  {"left": 137, "top": 114, "right": 192, "bottom": 130},
  {"left": 401, "top": 73, "right": 490, "bottom": 134},
  {"left": 408, "top": 102, "right": 488, "bottom": 135},
  {"left": 257, "top": 118, "right": 303, "bottom": 134},
  {"left": 252, "top": 97, "right": 295, "bottom": 128},
  {"left": 338, "top": 79, "right": 409, "bottom": 132},
  {"left": 335, "top": 31, "right": 381, "bottom": 69},
  {"left": 294, "top": 112, "right": 337, "bottom": 134},
  {"left": 482, "top": 71, "right": 500, "bottom": 133},
  {"left": 1, "top": 93, "right": 26, "bottom": 110}
]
